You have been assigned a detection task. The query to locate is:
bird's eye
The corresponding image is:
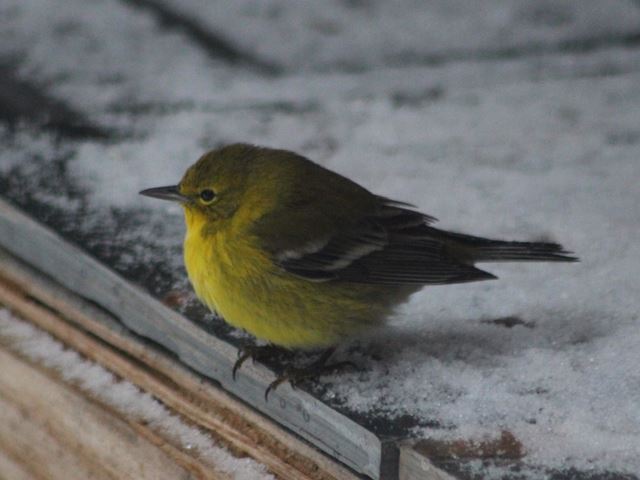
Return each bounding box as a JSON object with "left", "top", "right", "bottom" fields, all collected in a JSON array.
[{"left": 199, "top": 189, "right": 216, "bottom": 203}]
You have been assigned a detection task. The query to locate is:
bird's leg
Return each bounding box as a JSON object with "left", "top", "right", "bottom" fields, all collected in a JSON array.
[
  {"left": 264, "top": 347, "right": 356, "bottom": 400},
  {"left": 232, "top": 344, "right": 289, "bottom": 380}
]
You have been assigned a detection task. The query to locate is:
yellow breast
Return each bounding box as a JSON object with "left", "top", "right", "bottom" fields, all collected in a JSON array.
[
  {"left": 183, "top": 208, "right": 265, "bottom": 323},
  {"left": 182, "top": 207, "right": 394, "bottom": 349},
  {"left": 182, "top": 207, "right": 319, "bottom": 348}
]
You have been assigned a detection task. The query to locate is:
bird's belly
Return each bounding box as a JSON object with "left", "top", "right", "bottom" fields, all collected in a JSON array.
[{"left": 183, "top": 231, "right": 390, "bottom": 349}]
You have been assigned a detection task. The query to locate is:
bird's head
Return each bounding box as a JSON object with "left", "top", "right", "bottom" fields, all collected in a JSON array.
[{"left": 139, "top": 144, "right": 290, "bottom": 234}]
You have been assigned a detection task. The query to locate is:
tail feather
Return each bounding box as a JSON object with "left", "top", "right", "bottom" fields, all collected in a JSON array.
[
  {"left": 470, "top": 240, "right": 578, "bottom": 262},
  {"left": 422, "top": 227, "right": 579, "bottom": 263}
]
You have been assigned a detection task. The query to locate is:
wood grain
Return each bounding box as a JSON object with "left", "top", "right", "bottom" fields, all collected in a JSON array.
[
  {"left": 0, "top": 346, "right": 216, "bottom": 480},
  {"left": 0, "top": 449, "right": 36, "bottom": 480}
]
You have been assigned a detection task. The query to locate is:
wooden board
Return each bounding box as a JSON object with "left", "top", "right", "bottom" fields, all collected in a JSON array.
[
  {"left": 399, "top": 444, "right": 457, "bottom": 480},
  {"left": 0, "top": 345, "right": 224, "bottom": 480}
]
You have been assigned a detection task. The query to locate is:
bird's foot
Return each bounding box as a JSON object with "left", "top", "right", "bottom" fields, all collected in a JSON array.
[
  {"left": 264, "top": 348, "right": 356, "bottom": 400},
  {"left": 232, "top": 344, "right": 289, "bottom": 380}
]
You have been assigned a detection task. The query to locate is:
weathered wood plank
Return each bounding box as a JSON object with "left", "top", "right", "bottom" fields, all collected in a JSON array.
[
  {"left": 0, "top": 197, "right": 390, "bottom": 478},
  {"left": 399, "top": 444, "right": 458, "bottom": 480},
  {"left": 0, "top": 396, "right": 104, "bottom": 480},
  {"left": 0, "top": 449, "right": 36, "bottom": 480},
  {"left": 0, "top": 250, "right": 357, "bottom": 480},
  {"left": 399, "top": 432, "right": 529, "bottom": 480},
  {"left": 0, "top": 346, "right": 208, "bottom": 480}
]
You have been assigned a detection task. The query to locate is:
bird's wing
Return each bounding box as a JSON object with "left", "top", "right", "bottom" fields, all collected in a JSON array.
[{"left": 257, "top": 196, "right": 494, "bottom": 285}]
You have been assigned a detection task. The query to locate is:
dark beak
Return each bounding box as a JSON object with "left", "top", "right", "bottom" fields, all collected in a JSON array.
[{"left": 139, "top": 185, "right": 188, "bottom": 202}]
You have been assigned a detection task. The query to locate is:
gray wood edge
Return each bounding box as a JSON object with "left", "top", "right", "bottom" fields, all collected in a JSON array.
[
  {"left": 399, "top": 442, "right": 458, "bottom": 480},
  {"left": 0, "top": 197, "right": 395, "bottom": 479}
]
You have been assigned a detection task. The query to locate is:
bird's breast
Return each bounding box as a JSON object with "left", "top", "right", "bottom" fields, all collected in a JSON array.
[
  {"left": 183, "top": 220, "right": 274, "bottom": 324},
  {"left": 181, "top": 214, "right": 400, "bottom": 349}
]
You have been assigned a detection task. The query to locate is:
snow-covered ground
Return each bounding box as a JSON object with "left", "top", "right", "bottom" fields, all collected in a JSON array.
[
  {"left": 104, "top": 0, "right": 640, "bottom": 71},
  {"left": 1, "top": 0, "right": 640, "bottom": 477}
]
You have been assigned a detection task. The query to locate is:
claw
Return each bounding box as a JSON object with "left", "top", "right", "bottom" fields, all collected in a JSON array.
[
  {"left": 264, "top": 376, "right": 286, "bottom": 401},
  {"left": 264, "top": 366, "right": 307, "bottom": 400},
  {"left": 232, "top": 350, "right": 252, "bottom": 381},
  {"left": 232, "top": 346, "right": 357, "bottom": 400},
  {"left": 263, "top": 352, "right": 357, "bottom": 401},
  {"left": 231, "top": 344, "right": 285, "bottom": 381}
]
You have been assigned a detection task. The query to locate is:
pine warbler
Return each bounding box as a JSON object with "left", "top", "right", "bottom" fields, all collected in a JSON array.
[{"left": 140, "top": 144, "right": 577, "bottom": 390}]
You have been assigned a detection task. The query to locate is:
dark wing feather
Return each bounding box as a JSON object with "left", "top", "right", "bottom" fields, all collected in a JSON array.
[{"left": 276, "top": 199, "right": 496, "bottom": 285}]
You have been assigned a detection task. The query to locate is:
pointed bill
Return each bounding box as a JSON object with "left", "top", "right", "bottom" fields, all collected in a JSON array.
[{"left": 139, "top": 185, "right": 188, "bottom": 202}]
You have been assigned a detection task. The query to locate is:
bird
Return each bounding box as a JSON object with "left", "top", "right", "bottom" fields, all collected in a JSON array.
[{"left": 140, "top": 143, "right": 577, "bottom": 397}]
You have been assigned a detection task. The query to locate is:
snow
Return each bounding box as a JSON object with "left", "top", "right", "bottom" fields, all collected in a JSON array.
[
  {"left": 145, "top": 0, "right": 640, "bottom": 71},
  {"left": 1, "top": 0, "right": 640, "bottom": 477},
  {"left": 0, "top": 309, "right": 273, "bottom": 480}
]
